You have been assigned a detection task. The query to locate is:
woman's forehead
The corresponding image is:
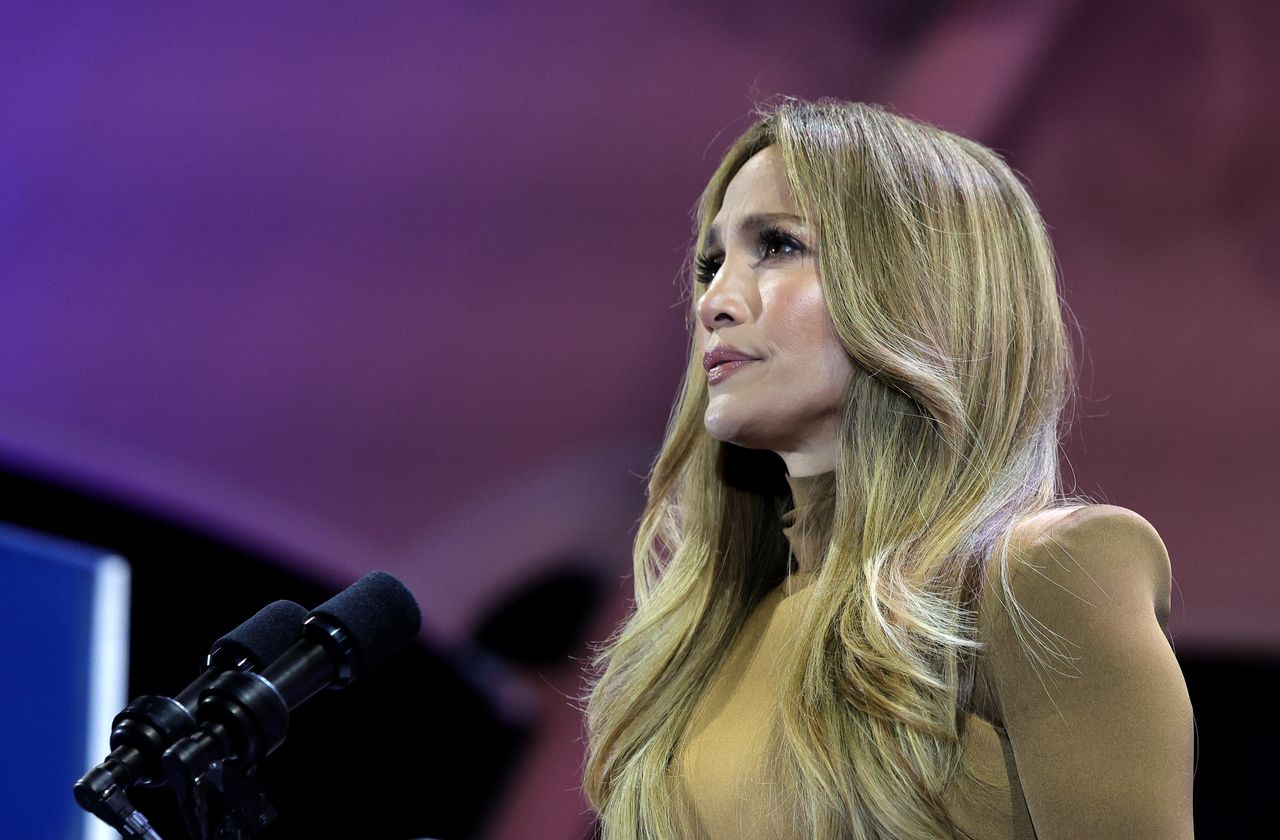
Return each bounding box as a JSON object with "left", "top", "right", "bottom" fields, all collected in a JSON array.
[
  {"left": 721, "top": 147, "right": 794, "bottom": 213},
  {"left": 707, "top": 147, "right": 802, "bottom": 242}
]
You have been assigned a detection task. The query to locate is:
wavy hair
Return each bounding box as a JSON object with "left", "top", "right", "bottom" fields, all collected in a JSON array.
[{"left": 583, "top": 98, "right": 1089, "bottom": 839}]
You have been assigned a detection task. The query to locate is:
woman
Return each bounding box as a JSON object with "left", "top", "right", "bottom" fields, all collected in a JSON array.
[{"left": 582, "top": 99, "right": 1194, "bottom": 839}]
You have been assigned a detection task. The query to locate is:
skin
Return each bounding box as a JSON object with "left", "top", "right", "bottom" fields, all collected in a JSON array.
[
  {"left": 692, "top": 151, "right": 1195, "bottom": 839},
  {"left": 695, "top": 146, "right": 856, "bottom": 477}
]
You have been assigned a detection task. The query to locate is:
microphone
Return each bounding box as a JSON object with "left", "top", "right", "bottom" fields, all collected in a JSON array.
[
  {"left": 73, "top": 600, "right": 309, "bottom": 836},
  {"left": 161, "top": 572, "right": 421, "bottom": 837}
]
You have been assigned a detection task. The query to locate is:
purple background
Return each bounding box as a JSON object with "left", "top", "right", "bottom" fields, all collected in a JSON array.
[{"left": 3, "top": 1, "right": 1277, "bottom": 834}]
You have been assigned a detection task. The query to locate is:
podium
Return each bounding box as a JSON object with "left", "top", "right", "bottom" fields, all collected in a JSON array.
[{"left": 0, "top": 522, "right": 130, "bottom": 840}]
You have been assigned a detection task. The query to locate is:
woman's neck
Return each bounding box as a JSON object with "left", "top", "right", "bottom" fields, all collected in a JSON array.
[{"left": 781, "top": 471, "right": 836, "bottom": 576}]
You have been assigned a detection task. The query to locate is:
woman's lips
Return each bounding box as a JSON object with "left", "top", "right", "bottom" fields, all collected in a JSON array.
[
  {"left": 707, "top": 358, "right": 757, "bottom": 385},
  {"left": 702, "top": 344, "right": 761, "bottom": 385}
]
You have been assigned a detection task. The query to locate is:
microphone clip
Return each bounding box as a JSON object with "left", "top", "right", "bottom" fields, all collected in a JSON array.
[
  {"left": 162, "top": 668, "right": 291, "bottom": 840},
  {"left": 165, "top": 739, "right": 277, "bottom": 840}
]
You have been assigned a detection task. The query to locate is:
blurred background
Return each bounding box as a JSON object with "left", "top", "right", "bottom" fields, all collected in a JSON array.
[{"left": 1, "top": 0, "right": 1275, "bottom": 837}]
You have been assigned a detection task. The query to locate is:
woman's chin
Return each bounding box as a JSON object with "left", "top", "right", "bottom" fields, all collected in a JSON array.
[
  {"left": 702, "top": 402, "right": 744, "bottom": 444},
  {"left": 703, "top": 409, "right": 768, "bottom": 450}
]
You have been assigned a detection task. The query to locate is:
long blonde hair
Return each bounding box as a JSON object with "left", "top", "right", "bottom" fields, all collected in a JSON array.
[{"left": 583, "top": 98, "right": 1088, "bottom": 839}]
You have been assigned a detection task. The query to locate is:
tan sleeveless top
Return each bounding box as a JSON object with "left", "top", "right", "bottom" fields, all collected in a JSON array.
[{"left": 671, "top": 472, "right": 1037, "bottom": 839}]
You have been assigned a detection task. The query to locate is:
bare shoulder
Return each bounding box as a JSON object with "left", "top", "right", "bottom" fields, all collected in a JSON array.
[
  {"left": 972, "top": 504, "right": 1182, "bottom": 717},
  {"left": 972, "top": 504, "right": 1175, "bottom": 720},
  {"left": 972, "top": 504, "right": 1194, "bottom": 836},
  {"left": 1004, "top": 504, "right": 1173, "bottom": 631}
]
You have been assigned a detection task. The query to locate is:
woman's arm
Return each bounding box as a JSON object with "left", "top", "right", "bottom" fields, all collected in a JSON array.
[{"left": 984, "top": 505, "right": 1195, "bottom": 838}]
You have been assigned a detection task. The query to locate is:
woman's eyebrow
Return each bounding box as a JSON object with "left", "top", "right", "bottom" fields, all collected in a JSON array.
[{"left": 705, "top": 212, "right": 807, "bottom": 248}]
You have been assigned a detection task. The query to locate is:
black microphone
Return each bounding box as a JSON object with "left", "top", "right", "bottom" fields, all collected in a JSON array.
[
  {"left": 162, "top": 572, "right": 421, "bottom": 796},
  {"left": 73, "top": 600, "right": 309, "bottom": 836}
]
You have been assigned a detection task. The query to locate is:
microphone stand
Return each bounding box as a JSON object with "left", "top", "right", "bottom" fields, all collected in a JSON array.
[
  {"left": 75, "top": 600, "right": 309, "bottom": 840},
  {"left": 78, "top": 782, "right": 166, "bottom": 840},
  {"left": 118, "top": 807, "right": 166, "bottom": 840},
  {"left": 161, "top": 572, "right": 421, "bottom": 839},
  {"left": 165, "top": 731, "right": 276, "bottom": 840}
]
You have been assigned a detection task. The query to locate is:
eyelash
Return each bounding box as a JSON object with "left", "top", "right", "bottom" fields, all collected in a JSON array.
[
  {"left": 694, "top": 252, "right": 722, "bottom": 286},
  {"left": 694, "top": 226, "right": 807, "bottom": 285}
]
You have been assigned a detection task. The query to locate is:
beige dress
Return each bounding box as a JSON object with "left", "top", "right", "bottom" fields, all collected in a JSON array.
[{"left": 672, "top": 472, "right": 1184, "bottom": 839}]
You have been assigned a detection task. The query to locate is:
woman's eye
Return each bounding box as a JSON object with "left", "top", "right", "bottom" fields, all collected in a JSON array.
[
  {"left": 759, "top": 227, "right": 806, "bottom": 259},
  {"left": 694, "top": 229, "right": 805, "bottom": 285},
  {"left": 694, "top": 252, "right": 722, "bottom": 285}
]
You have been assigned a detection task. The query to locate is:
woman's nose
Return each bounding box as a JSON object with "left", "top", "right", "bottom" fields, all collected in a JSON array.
[{"left": 696, "top": 262, "right": 752, "bottom": 332}]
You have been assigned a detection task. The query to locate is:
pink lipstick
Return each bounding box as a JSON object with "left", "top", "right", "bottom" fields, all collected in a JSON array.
[{"left": 703, "top": 345, "right": 760, "bottom": 386}]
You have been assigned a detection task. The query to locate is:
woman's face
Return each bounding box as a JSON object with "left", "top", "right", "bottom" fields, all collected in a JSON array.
[{"left": 694, "top": 145, "right": 855, "bottom": 476}]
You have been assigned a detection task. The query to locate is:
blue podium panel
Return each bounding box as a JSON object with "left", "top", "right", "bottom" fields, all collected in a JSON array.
[{"left": 0, "top": 523, "right": 129, "bottom": 840}]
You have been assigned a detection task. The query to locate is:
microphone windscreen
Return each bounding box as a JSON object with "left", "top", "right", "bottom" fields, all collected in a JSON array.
[
  {"left": 310, "top": 571, "right": 422, "bottom": 675},
  {"left": 212, "top": 600, "right": 309, "bottom": 668}
]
